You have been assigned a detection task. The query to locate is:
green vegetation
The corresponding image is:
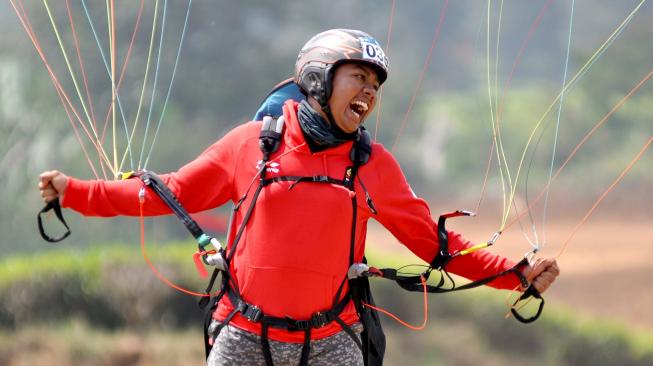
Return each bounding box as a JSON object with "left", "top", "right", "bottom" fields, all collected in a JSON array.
[
  {"left": 1, "top": 244, "right": 651, "bottom": 365},
  {"left": 2, "top": 1, "right": 652, "bottom": 254}
]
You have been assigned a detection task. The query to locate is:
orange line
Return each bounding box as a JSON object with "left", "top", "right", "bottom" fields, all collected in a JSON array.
[
  {"left": 554, "top": 135, "right": 652, "bottom": 259},
  {"left": 476, "top": 0, "right": 554, "bottom": 219},
  {"left": 373, "top": 0, "right": 396, "bottom": 141},
  {"left": 392, "top": 0, "right": 450, "bottom": 152},
  {"left": 66, "top": 0, "right": 98, "bottom": 134},
  {"left": 12, "top": 0, "right": 111, "bottom": 177},
  {"left": 475, "top": 140, "right": 496, "bottom": 213},
  {"left": 16, "top": 0, "right": 110, "bottom": 175},
  {"left": 495, "top": 0, "right": 555, "bottom": 127},
  {"left": 139, "top": 194, "right": 217, "bottom": 298},
  {"left": 505, "top": 65, "right": 653, "bottom": 231},
  {"left": 53, "top": 72, "right": 101, "bottom": 179},
  {"left": 101, "top": 0, "right": 146, "bottom": 145},
  {"left": 110, "top": 0, "right": 117, "bottom": 171},
  {"left": 363, "top": 275, "right": 428, "bottom": 331}
]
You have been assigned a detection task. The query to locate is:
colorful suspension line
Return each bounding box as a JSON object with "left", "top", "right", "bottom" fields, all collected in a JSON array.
[
  {"left": 139, "top": 0, "right": 169, "bottom": 169},
  {"left": 142, "top": 0, "right": 194, "bottom": 169},
  {"left": 121, "top": 0, "right": 161, "bottom": 174},
  {"left": 498, "top": 0, "right": 646, "bottom": 234},
  {"left": 42, "top": 0, "right": 99, "bottom": 146},
  {"left": 81, "top": 0, "right": 140, "bottom": 174},
  {"left": 391, "top": 0, "right": 450, "bottom": 153},
  {"left": 65, "top": 0, "right": 98, "bottom": 144},
  {"left": 373, "top": 0, "right": 396, "bottom": 141},
  {"left": 505, "top": 64, "right": 653, "bottom": 232},
  {"left": 10, "top": 0, "right": 112, "bottom": 178},
  {"left": 86, "top": 0, "right": 145, "bottom": 174},
  {"left": 480, "top": 0, "right": 646, "bottom": 252},
  {"left": 554, "top": 135, "right": 652, "bottom": 259},
  {"left": 80, "top": 0, "right": 133, "bottom": 174},
  {"left": 131, "top": 170, "right": 226, "bottom": 297},
  {"left": 521, "top": 0, "right": 576, "bottom": 253}
]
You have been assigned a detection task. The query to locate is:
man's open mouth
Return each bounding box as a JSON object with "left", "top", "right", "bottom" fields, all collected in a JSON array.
[{"left": 349, "top": 100, "right": 369, "bottom": 119}]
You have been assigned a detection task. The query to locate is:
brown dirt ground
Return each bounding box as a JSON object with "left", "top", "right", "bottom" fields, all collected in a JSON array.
[{"left": 367, "top": 216, "right": 653, "bottom": 332}]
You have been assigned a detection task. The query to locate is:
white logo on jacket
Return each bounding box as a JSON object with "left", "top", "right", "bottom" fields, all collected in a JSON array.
[{"left": 256, "top": 160, "right": 280, "bottom": 173}]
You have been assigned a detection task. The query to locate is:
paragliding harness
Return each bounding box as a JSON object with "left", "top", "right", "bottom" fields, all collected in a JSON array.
[
  {"left": 194, "top": 113, "right": 385, "bottom": 366},
  {"left": 36, "top": 79, "right": 543, "bottom": 366},
  {"left": 34, "top": 79, "right": 386, "bottom": 365}
]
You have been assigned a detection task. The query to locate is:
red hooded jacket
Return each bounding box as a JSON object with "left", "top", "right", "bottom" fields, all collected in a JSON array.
[{"left": 62, "top": 100, "right": 521, "bottom": 343}]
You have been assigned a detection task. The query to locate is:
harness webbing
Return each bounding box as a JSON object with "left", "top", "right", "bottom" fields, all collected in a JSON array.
[
  {"left": 261, "top": 175, "right": 345, "bottom": 188},
  {"left": 360, "top": 209, "right": 544, "bottom": 324},
  {"left": 201, "top": 121, "right": 374, "bottom": 366},
  {"left": 37, "top": 199, "right": 71, "bottom": 243}
]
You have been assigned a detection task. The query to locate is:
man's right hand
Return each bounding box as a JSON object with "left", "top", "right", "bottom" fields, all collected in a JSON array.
[{"left": 38, "top": 170, "right": 69, "bottom": 203}]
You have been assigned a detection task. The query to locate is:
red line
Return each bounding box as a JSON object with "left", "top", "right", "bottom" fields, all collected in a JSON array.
[
  {"left": 373, "top": 0, "right": 396, "bottom": 141},
  {"left": 505, "top": 65, "right": 653, "bottom": 231},
  {"left": 55, "top": 85, "right": 101, "bottom": 179},
  {"left": 496, "top": 0, "right": 555, "bottom": 126},
  {"left": 65, "top": 0, "right": 98, "bottom": 135},
  {"left": 475, "top": 140, "right": 496, "bottom": 213},
  {"left": 363, "top": 275, "right": 428, "bottom": 331},
  {"left": 555, "top": 135, "right": 651, "bottom": 259},
  {"left": 139, "top": 197, "right": 217, "bottom": 298},
  {"left": 101, "top": 0, "right": 146, "bottom": 146},
  {"left": 12, "top": 0, "right": 110, "bottom": 177},
  {"left": 476, "top": 0, "right": 555, "bottom": 216},
  {"left": 392, "top": 0, "right": 450, "bottom": 152}
]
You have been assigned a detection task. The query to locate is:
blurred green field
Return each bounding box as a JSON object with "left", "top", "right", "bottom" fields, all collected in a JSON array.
[{"left": 1, "top": 243, "right": 652, "bottom": 365}]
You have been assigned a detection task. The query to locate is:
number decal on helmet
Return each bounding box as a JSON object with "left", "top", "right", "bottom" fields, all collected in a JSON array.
[{"left": 360, "top": 37, "right": 389, "bottom": 69}]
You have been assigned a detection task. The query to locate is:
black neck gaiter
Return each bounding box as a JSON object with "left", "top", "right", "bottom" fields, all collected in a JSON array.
[{"left": 297, "top": 100, "right": 357, "bottom": 152}]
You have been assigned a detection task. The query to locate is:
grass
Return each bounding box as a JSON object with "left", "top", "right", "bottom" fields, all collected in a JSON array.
[{"left": 1, "top": 243, "right": 652, "bottom": 365}]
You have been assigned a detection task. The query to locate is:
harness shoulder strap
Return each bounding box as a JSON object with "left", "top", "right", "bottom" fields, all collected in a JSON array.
[{"left": 259, "top": 115, "right": 285, "bottom": 161}]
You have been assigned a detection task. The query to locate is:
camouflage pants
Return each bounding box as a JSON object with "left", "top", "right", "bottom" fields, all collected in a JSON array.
[{"left": 206, "top": 320, "right": 364, "bottom": 366}]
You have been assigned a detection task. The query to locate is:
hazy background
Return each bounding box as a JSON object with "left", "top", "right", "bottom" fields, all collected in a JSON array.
[{"left": 1, "top": 1, "right": 651, "bottom": 365}]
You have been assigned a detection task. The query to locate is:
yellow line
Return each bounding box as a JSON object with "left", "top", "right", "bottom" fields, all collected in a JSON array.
[
  {"left": 42, "top": 0, "right": 100, "bottom": 143},
  {"left": 118, "top": 0, "right": 159, "bottom": 173},
  {"left": 500, "top": 0, "right": 647, "bottom": 230}
]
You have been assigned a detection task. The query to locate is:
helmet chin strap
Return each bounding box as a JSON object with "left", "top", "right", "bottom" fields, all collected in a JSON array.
[
  {"left": 320, "top": 103, "right": 338, "bottom": 129},
  {"left": 310, "top": 93, "right": 362, "bottom": 135}
]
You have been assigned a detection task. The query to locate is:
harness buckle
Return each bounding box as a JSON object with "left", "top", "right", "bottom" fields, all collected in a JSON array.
[
  {"left": 288, "top": 319, "right": 310, "bottom": 331},
  {"left": 310, "top": 311, "right": 330, "bottom": 328},
  {"left": 238, "top": 301, "right": 263, "bottom": 322}
]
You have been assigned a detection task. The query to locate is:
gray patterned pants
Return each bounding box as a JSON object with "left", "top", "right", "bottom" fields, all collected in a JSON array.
[{"left": 206, "top": 320, "right": 364, "bottom": 366}]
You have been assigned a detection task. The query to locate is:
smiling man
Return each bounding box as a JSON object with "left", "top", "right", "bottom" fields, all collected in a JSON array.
[{"left": 39, "top": 29, "right": 559, "bottom": 366}]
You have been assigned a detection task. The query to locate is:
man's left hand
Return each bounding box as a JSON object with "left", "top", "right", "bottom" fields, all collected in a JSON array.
[{"left": 523, "top": 258, "right": 560, "bottom": 294}]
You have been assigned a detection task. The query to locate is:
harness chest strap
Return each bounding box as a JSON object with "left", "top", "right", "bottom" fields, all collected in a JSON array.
[{"left": 203, "top": 118, "right": 374, "bottom": 366}]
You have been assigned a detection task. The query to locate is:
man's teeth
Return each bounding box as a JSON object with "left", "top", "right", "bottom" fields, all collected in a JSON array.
[
  {"left": 351, "top": 100, "right": 369, "bottom": 113},
  {"left": 350, "top": 100, "right": 368, "bottom": 119}
]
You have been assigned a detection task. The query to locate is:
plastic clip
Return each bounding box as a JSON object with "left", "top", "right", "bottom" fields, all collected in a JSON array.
[{"left": 193, "top": 249, "right": 217, "bottom": 278}]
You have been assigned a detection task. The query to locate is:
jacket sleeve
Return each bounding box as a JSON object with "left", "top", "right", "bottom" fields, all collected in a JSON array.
[
  {"left": 61, "top": 123, "right": 249, "bottom": 217},
  {"left": 367, "top": 146, "right": 522, "bottom": 291}
]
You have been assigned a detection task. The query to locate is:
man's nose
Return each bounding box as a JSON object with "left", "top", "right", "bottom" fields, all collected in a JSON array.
[{"left": 363, "top": 83, "right": 377, "bottom": 101}]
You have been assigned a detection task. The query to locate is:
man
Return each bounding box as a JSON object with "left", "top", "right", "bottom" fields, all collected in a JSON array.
[{"left": 39, "top": 29, "right": 559, "bottom": 366}]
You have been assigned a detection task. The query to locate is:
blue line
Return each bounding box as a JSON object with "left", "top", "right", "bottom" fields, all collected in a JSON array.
[
  {"left": 144, "top": 0, "right": 193, "bottom": 169},
  {"left": 139, "top": 0, "right": 168, "bottom": 169},
  {"left": 80, "top": 0, "right": 134, "bottom": 170},
  {"left": 542, "top": 0, "right": 575, "bottom": 248}
]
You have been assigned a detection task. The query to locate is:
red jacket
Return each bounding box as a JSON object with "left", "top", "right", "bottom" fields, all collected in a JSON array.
[{"left": 62, "top": 100, "right": 521, "bottom": 343}]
